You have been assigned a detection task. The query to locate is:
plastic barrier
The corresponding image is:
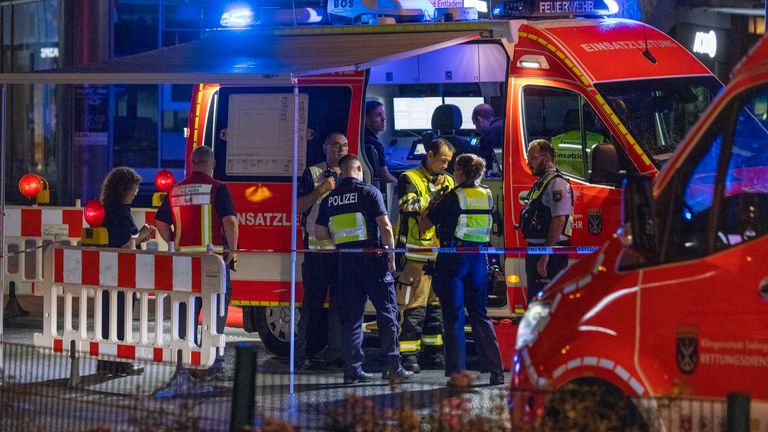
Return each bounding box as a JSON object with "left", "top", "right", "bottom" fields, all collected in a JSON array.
[
  {"left": 3, "top": 205, "right": 162, "bottom": 297},
  {"left": 33, "top": 244, "right": 226, "bottom": 368}
]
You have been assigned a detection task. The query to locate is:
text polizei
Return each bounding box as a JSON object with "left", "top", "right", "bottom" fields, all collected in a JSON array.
[{"left": 327, "top": 193, "right": 358, "bottom": 206}]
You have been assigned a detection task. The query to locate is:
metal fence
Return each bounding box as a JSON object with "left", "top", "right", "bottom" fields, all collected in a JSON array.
[{"left": 0, "top": 340, "right": 748, "bottom": 432}]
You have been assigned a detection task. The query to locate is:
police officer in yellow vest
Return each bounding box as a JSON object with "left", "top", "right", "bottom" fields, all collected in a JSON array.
[
  {"left": 315, "top": 155, "right": 413, "bottom": 384},
  {"left": 394, "top": 138, "right": 454, "bottom": 373},
  {"left": 294, "top": 132, "right": 347, "bottom": 370},
  {"left": 520, "top": 139, "right": 574, "bottom": 301},
  {"left": 154, "top": 145, "right": 239, "bottom": 380},
  {"left": 419, "top": 153, "right": 504, "bottom": 386}
]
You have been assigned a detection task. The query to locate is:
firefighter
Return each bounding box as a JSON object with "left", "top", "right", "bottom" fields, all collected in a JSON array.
[
  {"left": 314, "top": 154, "right": 413, "bottom": 384},
  {"left": 419, "top": 153, "right": 504, "bottom": 386},
  {"left": 519, "top": 139, "right": 574, "bottom": 301},
  {"left": 394, "top": 137, "right": 455, "bottom": 373},
  {"left": 295, "top": 132, "right": 346, "bottom": 370},
  {"left": 154, "top": 145, "right": 239, "bottom": 380}
]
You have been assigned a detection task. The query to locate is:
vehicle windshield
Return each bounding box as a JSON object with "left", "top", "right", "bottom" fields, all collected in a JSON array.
[{"left": 594, "top": 76, "right": 723, "bottom": 167}]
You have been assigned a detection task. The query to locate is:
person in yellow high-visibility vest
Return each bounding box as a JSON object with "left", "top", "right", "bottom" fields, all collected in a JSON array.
[
  {"left": 419, "top": 153, "right": 504, "bottom": 386},
  {"left": 394, "top": 138, "right": 454, "bottom": 373}
]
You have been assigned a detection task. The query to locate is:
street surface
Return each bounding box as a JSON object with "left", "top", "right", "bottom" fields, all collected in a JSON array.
[{"left": 1, "top": 296, "right": 509, "bottom": 431}]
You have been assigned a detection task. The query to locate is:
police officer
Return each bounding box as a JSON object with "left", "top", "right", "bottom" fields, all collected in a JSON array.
[
  {"left": 394, "top": 138, "right": 454, "bottom": 373},
  {"left": 154, "top": 146, "right": 238, "bottom": 380},
  {"left": 295, "top": 132, "right": 347, "bottom": 370},
  {"left": 419, "top": 153, "right": 504, "bottom": 386},
  {"left": 315, "top": 154, "right": 413, "bottom": 384},
  {"left": 519, "top": 139, "right": 574, "bottom": 301}
]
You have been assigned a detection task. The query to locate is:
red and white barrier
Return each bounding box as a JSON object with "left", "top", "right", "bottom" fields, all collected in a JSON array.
[
  {"left": 3, "top": 205, "right": 163, "bottom": 297},
  {"left": 34, "top": 244, "right": 225, "bottom": 368}
]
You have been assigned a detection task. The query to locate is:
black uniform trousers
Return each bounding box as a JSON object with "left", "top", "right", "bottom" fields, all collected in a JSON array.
[
  {"left": 525, "top": 240, "right": 570, "bottom": 300},
  {"left": 433, "top": 251, "right": 503, "bottom": 377},
  {"left": 338, "top": 253, "right": 401, "bottom": 378},
  {"left": 297, "top": 252, "right": 342, "bottom": 363}
]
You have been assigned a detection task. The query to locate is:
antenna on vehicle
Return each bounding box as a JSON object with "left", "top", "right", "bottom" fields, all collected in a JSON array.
[{"left": 642, "top": 26, "right": 657, "bottom": 64}]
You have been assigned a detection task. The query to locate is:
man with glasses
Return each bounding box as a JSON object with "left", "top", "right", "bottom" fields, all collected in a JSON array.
[
  {"left": 294, "top": 132, "right": 348, "bottom": 370},
  {"left": 519, "top": 139, "right": 574, "bottom": 301}
]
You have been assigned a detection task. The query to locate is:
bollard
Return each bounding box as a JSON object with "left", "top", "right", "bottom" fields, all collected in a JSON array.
[
  {"left": 726, "top": 392, "right": 750, "bottom": 432},
  {"left": 230, "top": 342, "right": 258, "bottom": 432}
]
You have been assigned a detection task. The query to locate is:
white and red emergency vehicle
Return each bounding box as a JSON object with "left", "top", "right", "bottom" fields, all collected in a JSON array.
[
  {"left": 181, "top": 1, "right": 721, "bottom": 355},
  {"left": 3, "top": 1, "right": 721, "bottom": 359},
  {"left": 511, "top": 36, "right": 768, "bottom": 428}
]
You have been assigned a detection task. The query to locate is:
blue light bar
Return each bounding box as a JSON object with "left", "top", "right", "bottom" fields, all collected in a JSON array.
[{"left": 221, "top": 6, "right": 255, "bottom": 28}]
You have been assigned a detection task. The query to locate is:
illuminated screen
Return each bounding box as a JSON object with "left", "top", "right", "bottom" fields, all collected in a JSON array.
[
  {"left": 444, "top": 97, "right": 485, "bottom": 129},
  {"left": 393, "top": 97, "right": 443, "bottom": 130}
]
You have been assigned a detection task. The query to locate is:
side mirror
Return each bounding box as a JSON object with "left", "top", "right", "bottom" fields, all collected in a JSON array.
[{"left": 620, "top": 175, "right": 657, "bottom": 254}]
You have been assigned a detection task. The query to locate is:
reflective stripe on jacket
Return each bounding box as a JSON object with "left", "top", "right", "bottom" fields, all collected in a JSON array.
[
  {"left": 169, "top": 173, "right": 225, "bottom": 252},
  {"left": 329, "top": 212, "right": 368, "bottom": 245},
  {"left": 454, "top": 186, "right": 493, "bottom": 243},
  {"left": 395, "top": 165, "right": 454, "bottom": 261}
]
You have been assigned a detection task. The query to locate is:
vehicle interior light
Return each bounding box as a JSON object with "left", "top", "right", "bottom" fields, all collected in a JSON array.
[
  {"left": 221, "top": 7, "right": 255, "bottom": 28},
  {"left": 517, "top": 55, "right": 549, "bottom": 70}
]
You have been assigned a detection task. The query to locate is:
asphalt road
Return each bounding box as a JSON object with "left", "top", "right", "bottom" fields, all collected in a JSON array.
[{"left": 1, "top": 296, "right": 510, "bottom": 431}]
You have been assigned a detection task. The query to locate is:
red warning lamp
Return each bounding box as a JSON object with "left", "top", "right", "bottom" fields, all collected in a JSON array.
[
  {"left": 155, "top": 169, "right": 175, "bottom": 193},
  {"left": 83, "top": 199, "right": 106, "bottom": 227},
  {"left": 19, "top": 174, "right": 42, "bottom": 198}
]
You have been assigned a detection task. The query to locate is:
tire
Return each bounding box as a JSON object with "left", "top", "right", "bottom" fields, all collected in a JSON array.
[
  {"left": 253, "top": 306, "right": 328, "bottom": 357},
  {"left": 541, "top": 379, "right": 649, "bottom": 432}
]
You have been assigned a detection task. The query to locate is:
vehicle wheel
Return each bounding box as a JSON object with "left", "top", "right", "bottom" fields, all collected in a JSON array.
[
  {"left": 541, "top": 379, "right": 648, "bottom": 432},
  {"left": 253, "top": 306, "right": 328, "bottom": 357}
]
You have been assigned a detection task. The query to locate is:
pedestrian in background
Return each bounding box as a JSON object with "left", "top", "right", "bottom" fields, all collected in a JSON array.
[
  {"left": 97, "top": 166, "right": 153, "bottom": 376},
  {"left": 419, "top": 153, "right": 504, "bottom": 386}
]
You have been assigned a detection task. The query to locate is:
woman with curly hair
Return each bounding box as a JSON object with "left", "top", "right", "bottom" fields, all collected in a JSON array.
[{"left": 97, "top": 166, "right": 154, "bottom": 376}]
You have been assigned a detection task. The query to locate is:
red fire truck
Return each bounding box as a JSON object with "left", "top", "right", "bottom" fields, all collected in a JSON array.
[
  {"left": 511, "top": 36, "right": 768, "bottom": 428},
  {"left": 181, "top": 2, "right": 720, "bottom": 356}
]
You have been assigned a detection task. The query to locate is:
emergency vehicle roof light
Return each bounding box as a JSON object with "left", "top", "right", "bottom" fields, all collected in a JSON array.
[
  {"left": 83, "top": 200, "right": 106, "bottom": 228},
  {"left": 517, "top": 54, "right": 549, "bottom": 70},
  {"left": 492, "top": 0, "right": 616, "bottom": 19},
  {"left": 221, "top": 6, "right": 255, "bottom": 28},
  {"left": 18, "top": 174, "right": 42, "bottom": 198}
]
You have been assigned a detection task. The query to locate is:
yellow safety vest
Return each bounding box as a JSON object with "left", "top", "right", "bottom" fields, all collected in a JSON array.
[
  {"left": 329, "top": 212, "right": 368, "bottom": 245},
  {"left": 454, "top": 186, "right": 493, "bottom": 243},
  {"left": 395, "top": 165, "right": 454, "bottom": 262},
  {"left": 304, "top": 164, "right": 336, "bottom": 250}
]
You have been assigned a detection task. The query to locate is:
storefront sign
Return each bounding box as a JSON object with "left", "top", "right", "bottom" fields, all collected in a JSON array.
[{"left": 692, "top": 30, "right": 717, "bottom": 58}]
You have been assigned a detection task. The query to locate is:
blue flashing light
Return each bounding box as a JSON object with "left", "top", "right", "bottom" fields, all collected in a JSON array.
[
  {"left": 604, "top": 0, "right": 620, "bottom": 14},
  {"left": 221, "top": 6, "right": 255, "bottom": 28},
  {"left": 683, "top": 207, "right": 693, "bottom": 221}
]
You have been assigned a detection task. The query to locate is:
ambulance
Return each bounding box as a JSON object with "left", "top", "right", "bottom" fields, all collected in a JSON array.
[
  {"left": 181, "top": 0, "right": 721, "bottom": 356},
  {"left": 511, "top": 36, "right": 768, "bottom": 429},
  {"left": 2, "top": 0, "right": 721, "bottom": 359}
]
